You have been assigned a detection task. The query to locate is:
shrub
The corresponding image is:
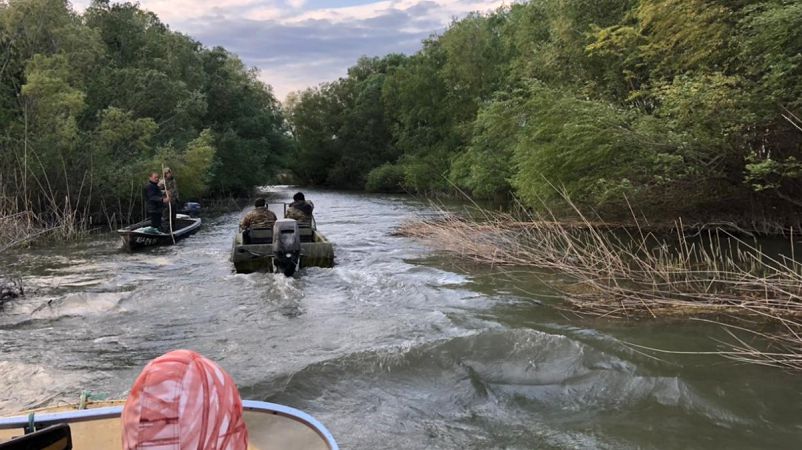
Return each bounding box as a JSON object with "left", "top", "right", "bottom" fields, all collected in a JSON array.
[{"left": 365, "top": 163, "right": 406, "bottom": 193}]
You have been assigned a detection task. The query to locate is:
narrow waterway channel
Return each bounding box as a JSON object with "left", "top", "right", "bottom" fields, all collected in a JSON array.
[{"left": 1, "top": 187, "right": 801, "bottom": 449}]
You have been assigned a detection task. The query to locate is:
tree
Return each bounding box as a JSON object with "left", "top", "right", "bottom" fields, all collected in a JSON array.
[{"left": 0, "top": 0, "right": 290, "bottom": 228}]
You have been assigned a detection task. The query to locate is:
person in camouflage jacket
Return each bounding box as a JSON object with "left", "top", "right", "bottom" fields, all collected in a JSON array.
[
  {"left": 240, "top": 198, "right": 278, "bottom": 231},
  {"left": 285, "top": 192, "right": 314, "bottom": 227},
  {"left": 158, "top": 167, "right": 179, "bottom": 231}
]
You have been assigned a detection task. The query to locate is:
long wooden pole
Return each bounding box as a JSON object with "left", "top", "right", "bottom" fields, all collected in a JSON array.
[
  {"left": 162, "top": 164, "right": 175, "bottom": 244},
  {"left": 23, "top": 102, "right": 29, "bottom": 226}
]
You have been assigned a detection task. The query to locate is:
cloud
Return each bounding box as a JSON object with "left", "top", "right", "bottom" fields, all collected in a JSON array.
[
  {"left": 282, "top": 0, "right": 505, "bottom": 24},
  {"left": 258, "top": 59, "right": 346, "bottom": 99},
  {"left": 186, "top": 13, "right": 430, "bottom": 82},
  {"left": 69, "top": 1, "right": 512, "bottom": 100}
]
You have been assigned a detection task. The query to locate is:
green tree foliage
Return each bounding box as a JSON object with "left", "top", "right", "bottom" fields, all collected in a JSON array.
[
  {"left": 286, "top": 0, "right": 802, "bottom": 223},
  {"left": 382, "top": 42, "right": 459, "bottom": 192},
  {"left": 286, "top": 83, "right": 347, "bottom": 186},
  {"left": 733, "top": 1, "right": 802, "bottom": 208},
  {"left": 505, "top": 0, "right": 635, "bottom": 90},
  {"left": 636, "top": 0, "right": 734, "bottom": 76},
  {"left": 201, "top": 47, "right": 292, "bottom": 195},
  {"left": 449, "top": 92, "right": 525, "bottom": 198},
  {"left": 365, "top": 163, "right": 405, "bottom": 193},
  {"left": 738, "top": 1, "right": 802, "bottom": 112},
  {"left": 153, "top": 129, "right": 215, "bottom": 200},
  {"left": 178, "top": 129, "right": 216, "bottom": 200},
  {"left": 91, "top": 107, "right": 157, "bottom": 204},
  {"left": 0, "top": 0, "right": 290, "bottom": 224},
  {"left": 653, "top": 73, "right": 755, "bottom": 170},
  {"left": 585, "top": 24, "right": 646, "bottom": 102},
  {"left": 288, "top": 55, "right": 403, "bottom": 189},
  {"left": 512, "top": 84, "right": 669, "bottom": 208}
]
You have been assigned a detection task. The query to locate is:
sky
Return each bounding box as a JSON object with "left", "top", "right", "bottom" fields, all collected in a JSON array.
[{"left": 71, "top": 0, "right": 511, "bottom": 101}]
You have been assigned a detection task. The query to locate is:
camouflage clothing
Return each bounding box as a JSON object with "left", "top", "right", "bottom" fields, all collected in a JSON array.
[
  {"left": 240, "top": 206, "right": 277, "bottom": 231},
  {"left": 158, "top": 175, "right": 179, "bottom": 231},
  {"left": 285, "top": 200, "right": 314, "bottom": 226},
  {"left": 158, "top": 176, "right": 179, "bottom": 203}
]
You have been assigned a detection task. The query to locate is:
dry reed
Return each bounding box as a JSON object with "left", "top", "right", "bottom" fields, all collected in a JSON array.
[
  {"left": 0, "top": 203, "right": 90, "bottom": 253},
  {"left": 397, "top": 201, "right": 802, "bottom": 371}
]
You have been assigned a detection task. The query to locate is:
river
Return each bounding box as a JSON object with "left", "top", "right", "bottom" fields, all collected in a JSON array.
[{"left": 1, "top": 187, "right": 801, "bottom": 449}]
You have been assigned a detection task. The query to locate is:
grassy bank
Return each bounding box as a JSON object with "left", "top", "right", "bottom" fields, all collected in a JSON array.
[{"left": 398, "top": 203, "right": 802, "bottom": 371}]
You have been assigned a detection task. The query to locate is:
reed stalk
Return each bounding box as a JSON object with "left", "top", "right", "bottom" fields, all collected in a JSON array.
[{"left": 398, "top": 200, "right": 802, "bottom": 370}]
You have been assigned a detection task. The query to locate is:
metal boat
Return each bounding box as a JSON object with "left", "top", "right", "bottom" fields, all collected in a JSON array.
[
  {"left": 116, "top": 214, "right": 201, "bottom": 251},
  {"left": 0, "top": 399, "right": 338, "bottom": 450},
  {"left": 231, "top": 218, "right": 334, "bottom": 276}
]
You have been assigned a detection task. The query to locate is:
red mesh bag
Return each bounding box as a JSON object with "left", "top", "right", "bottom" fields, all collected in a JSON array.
[{"left": 122, "top": 350, "right": 248, "bottom": 450}]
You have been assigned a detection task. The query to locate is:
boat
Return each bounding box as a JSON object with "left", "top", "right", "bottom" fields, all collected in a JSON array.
[
  {"left": 117, "top": 214, "right": 202, "bottom": 251},
  {"left": 0, "top": 399, "right": 338, "bottom": 449},
  {"left": 231, "top": 217, "right": 334, "bottom": 276}
]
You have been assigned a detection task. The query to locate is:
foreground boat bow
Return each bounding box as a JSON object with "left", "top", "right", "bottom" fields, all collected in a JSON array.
[{"left": 0, "top": 400, "right": 338, "bottom": 450}]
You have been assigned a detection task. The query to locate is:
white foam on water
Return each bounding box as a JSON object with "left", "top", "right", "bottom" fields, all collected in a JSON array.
[
  {"left": 0, "top": 361, "right": 88, "bottom": 414},
  {"left": 28, "top": 292, "right": 126, "bottom": 320}
]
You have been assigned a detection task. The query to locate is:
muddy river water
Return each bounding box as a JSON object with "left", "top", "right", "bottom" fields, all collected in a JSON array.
[{"left": 1, "top": 187, "right": 801, "bottom": 449}]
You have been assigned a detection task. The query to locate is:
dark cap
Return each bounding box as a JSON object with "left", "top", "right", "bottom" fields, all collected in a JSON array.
[
  {"left": 254, "top": 198, "right": 266, "bottom": 207},
  {"left": 293, "top": 192, "right": 305, "bottom": 202}
]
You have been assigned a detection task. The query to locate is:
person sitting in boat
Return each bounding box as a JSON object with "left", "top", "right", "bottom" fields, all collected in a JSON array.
[
  {"left": 144, "top": 172, "right": 170, "bottom": 231},
  {"left": 240, "top": 197, "right": 277, "bottom": 236},
  {"left": 285, "top": 192, "right": 314, "bottom": 227},
  {"left": 122, "top": 349, "right": 248, "bottom": 450},
  {"left": 158, "top": 167, "right": 179, "bottom": 231}
]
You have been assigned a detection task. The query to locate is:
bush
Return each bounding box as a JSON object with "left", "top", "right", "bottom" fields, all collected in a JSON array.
[{"left": 365, "top": 163, "right": 406, "bottom": 193}]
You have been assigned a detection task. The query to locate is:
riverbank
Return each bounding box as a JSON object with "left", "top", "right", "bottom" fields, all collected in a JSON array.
[{"left": 397, "top": 204, "right": 802, "bottom": 371}]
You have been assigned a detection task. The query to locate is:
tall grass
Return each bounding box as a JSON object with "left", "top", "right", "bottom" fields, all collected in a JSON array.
[
  {"left": 0, "top": 193, "right": 91, "bottom": 253},
  {"left": 0, "top": 139, "right": 93, "bottom": 251},
  {"left": 398, "top": 200, "right": 802, "bottom": 370}
]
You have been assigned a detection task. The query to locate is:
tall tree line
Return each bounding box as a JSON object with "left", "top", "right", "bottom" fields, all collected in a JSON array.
[
  {"left": 287, "top": 0, "right": 802, "bottom": 224},
  {"left": 0, "top": 0, "right": 292, "bottom": 226}
]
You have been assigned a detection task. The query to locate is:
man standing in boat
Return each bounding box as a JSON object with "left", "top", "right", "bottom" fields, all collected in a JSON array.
[
  {"left": 159, "top": 167, "right": 179, "bottom": 232},
  {"left": 240, "top": 198, "right": 278, "bottom": 232},
  {"left": 285, "top": 192, "right": 314, "bottom": 227},
  {"left": 144, "top": 172, "right": 170, "bottom": 231}
]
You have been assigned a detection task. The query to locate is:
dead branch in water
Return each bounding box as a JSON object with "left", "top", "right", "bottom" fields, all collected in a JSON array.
[{"left": 0, "top": 277, "right": 24, "bottom": 307}]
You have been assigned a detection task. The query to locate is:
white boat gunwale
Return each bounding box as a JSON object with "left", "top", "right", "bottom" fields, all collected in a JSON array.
[
  {"left": 116, "top": 215, "right": 202, "bottom": 236},
  {"left": 0, "top": 400, "right": 338, "bottom": 450}
]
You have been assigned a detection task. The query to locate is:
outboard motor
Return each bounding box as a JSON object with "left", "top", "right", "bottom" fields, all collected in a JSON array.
[
  {"left": 182, "top": 202, "right": 201, "bottom": 217},
  {"left": 272, "top": 219, "right": 301, "bottom": 276}
]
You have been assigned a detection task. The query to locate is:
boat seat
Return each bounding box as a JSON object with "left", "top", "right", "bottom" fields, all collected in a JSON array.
[
  {"left": 298, "top": 225, "right": 314, "bottom": 243},
  {"left": 0, "top": 423, "right": 72, "bottom": 450},
  {"left": 244, "top": 227, "right": 273, "bottom": 244}
]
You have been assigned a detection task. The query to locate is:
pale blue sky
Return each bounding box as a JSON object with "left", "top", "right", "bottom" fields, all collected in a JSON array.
[{"left": 71, "top": 1, "right": 512, "bottom": 101}]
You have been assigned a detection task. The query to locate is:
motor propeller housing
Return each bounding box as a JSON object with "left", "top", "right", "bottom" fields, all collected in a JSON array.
[{"left": 272, "top": 219, "right": 301, "bottom": 276}]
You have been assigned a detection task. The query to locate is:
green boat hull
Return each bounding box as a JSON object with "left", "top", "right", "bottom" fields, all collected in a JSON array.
[{"left": 231, "top": 230, "right": 334, "bottom": 273}]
